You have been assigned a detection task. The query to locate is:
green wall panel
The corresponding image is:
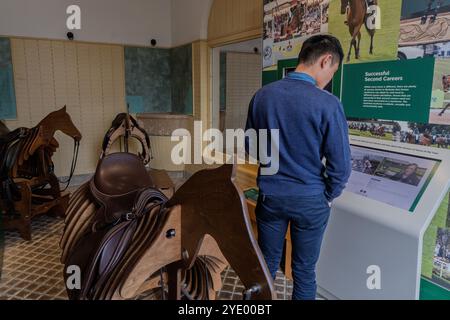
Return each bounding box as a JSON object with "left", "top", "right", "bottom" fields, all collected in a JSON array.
[
  {"left": 125, "top": 44, "right": 193, "bottom": 115},
  {"left": 0, "top": 37, "right": 17, "bottom": 120},
  {"left": 262, "top": 70, "right": 277, "bottom": 86},
  {"left": 170, "top": 44, "right": 193, "bottom": 115}
]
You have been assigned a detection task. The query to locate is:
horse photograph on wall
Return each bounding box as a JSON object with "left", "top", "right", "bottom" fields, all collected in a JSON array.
[
  {"left": 263, "top": 0, "right": 330, "bottom": 70},
  {"left": 430, "top": 59, "right": 450, "bottom": 125},
  {"left": 399, "top": 0, "right": 450, "bottom": 49},
  {"left": 328, "top": 0, "right": 402, "bottom": 64}
]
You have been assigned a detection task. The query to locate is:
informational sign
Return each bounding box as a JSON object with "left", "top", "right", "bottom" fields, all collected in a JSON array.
[
  {"left": 347, "top": 145, "right": 440, "bottom": 212},
  {"left": 340, "top": 57, "right": 435, "bottom": 123}
]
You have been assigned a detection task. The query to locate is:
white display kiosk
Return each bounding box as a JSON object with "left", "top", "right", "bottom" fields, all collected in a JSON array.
[{"left": 317, "top": 136, "right": 450, "bottom": 300}]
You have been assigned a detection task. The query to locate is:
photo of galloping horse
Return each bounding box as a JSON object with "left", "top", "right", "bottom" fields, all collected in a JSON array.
[{"left": 341, "top": 0, "right": 377, "bottom": 62}]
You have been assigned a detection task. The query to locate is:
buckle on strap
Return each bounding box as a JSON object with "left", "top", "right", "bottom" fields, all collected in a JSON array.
[{"left": 124, "top": 212, "right": 136, "bottom": 221}]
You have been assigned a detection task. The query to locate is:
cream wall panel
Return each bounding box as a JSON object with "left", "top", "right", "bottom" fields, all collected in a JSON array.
[
  {"left": 24, "top": 39, "right": 43, "bottom": 125},
  {"left": 112, "top": 47, "right": 126, "bottom": 116},
  {"left": 192, "top": 41, "right": 210, "bottom": 127},
  {"left": 100, "top": 46, "right": 115, "bottom": 134},
  {"left": 8, "top": 39, "right": 30, "bottom": 128},
  {"left": 100, "top": 45, "right": 122, "bottom": 155},
  {"left": 37, "top": 40, "right": 55, "bottom": 110},
  {"left": 52, "top": 42, "right": 67, "bottom": 110},
  {"left": 208, "top": 0, "right": 263, "bottom": 45},
  {"left": 64, "top": 42, "right": 82, "bottom": 129},
  {"left": 77, "top": 43, "right": 96, "bottom": 174},
  {"left": 187, "top": 40, "right": 211, "bottom": 175},
  {"left": 7, "top": 38, "right": 126, "bottom": 176},
  {"left": 88, "top": 46, "right": 103, "bottom": 126}
]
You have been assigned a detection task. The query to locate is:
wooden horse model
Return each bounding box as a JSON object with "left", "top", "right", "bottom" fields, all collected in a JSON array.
[
  {"left": 61, "top": 152, "right": 275, "bottom": 300},
  {"left": 0, "top": 106, "right": 82, "bottom": 240},
  {"left": 101, "top": 112, "right": 152, "bottom": 165}
]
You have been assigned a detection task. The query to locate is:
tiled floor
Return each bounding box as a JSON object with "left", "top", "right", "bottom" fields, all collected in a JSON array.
[
  {"left": 0, "top": 173, "right": 294, "bottom": 301},
  {"left": 0, "top": 215, "right": 293, "bottom": 300},
  {"left": 217, "top": 268, "right": 293, "bottom": 300},
  {"left": 0, "top": 216, "right": 67, "bottom": 300}
]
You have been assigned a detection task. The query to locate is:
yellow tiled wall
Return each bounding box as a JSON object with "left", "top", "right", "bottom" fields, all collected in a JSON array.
[{"left": 6, "top": 38, "right": 126, "bottom": 176}]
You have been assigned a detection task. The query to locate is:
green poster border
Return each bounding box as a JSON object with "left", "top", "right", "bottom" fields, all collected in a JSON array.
[
  {"left": 277, "top": 58, "right": 298, "bottom": 80},
  {"left": 409, "top": 161, "right": 441, "bottom": 213},
  {"left": 262, "top": 70, "right": 278, "bottom": 86},
  {"left": 332, "top": 65, "right": 343, "bottom": 98},
  {"left": 420, "top": 277, "right": 450, "bottom": 300}
]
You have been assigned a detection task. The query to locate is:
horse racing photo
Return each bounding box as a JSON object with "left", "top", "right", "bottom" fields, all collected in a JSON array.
[
  {"left": 399, "top": 0, "right": 450, "bottom": 51},
  {"left": 348, "top": 119, "right": 450, "bottom": 150},
  {"left": 263, "top": 0, "right": 330, "bottom": 69},
  {"left": 431, "top": 59, "right": 450, "bottom": 125},
  {"left": 328, "top": 0, "right": 402, "bottom": 64}
]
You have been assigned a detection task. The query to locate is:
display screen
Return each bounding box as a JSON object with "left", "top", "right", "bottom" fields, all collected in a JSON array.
[{"left": 347, "top": 145, "right": 441, "bottom": 212}]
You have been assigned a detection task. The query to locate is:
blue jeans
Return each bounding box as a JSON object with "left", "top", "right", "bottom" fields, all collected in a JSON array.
[{"left": 256, "top": 194, "right": 331, "bottom": 300}]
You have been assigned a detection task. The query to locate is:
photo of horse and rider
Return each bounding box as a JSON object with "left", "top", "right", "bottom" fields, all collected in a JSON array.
[
  {"left": 328, "top": 0, "right": 402, "bottom": 64},
  {"left": 399, "top": 0, "right": 450, "bottom": 51},
  {"left": 351, "top": 153, "right": 383, "bottom": 175},
  {"left": 396, "top": 1, "right": 450, "bottom": 126}
]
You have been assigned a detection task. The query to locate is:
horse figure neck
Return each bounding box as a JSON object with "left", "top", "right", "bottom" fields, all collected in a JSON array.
[
  {"left": 36, "top": 108, "right": 81, "bottom": 143},
  {"left": 36, "top": 117, "right": 56, "bottom": 144}
]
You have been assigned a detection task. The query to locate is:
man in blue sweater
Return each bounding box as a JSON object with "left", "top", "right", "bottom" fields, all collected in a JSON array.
[{"left": 245, "top": 35, "right": 352, "bottom": 300}]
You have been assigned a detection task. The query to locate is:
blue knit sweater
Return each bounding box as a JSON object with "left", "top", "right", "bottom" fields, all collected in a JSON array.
[{"left": 245, "top": 72, "right": 352, "bottom": 202}]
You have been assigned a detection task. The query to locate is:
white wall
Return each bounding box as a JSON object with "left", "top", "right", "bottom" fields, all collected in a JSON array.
[
  {"left": 0, "top": 0, "right": 172, "bottom": 47},
  {"left": 171, "top": 0, "right": 213, "bottom": 46}
]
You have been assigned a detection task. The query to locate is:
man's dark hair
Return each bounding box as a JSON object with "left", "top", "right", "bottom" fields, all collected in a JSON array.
[{"left": 297, "top": 35, "right": 344, "bottom": 66}]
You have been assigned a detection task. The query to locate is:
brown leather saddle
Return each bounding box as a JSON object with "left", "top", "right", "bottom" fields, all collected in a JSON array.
[
  {"left": 64, "top": 153, "right": 168, "bottom": 300},
  {"left": 62, "top": 157, "right": 276, "bottom": 300}
]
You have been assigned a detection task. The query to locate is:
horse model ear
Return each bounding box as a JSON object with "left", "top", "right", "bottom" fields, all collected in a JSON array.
[{"left": 62, "top": 105, "right": 67, "bottom": 111}]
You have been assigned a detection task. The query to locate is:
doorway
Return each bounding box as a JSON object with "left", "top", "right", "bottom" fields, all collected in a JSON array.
[{"left": 211, "top": 38, "right": 262, "bottom": 132}]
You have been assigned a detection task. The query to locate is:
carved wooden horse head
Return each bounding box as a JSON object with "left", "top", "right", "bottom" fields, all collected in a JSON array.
[{"left": 36, "top": 106, "right": 82, "bottom": 145}]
